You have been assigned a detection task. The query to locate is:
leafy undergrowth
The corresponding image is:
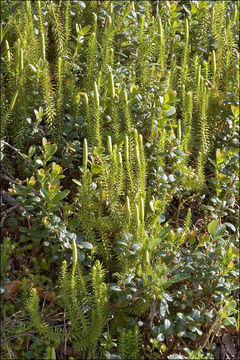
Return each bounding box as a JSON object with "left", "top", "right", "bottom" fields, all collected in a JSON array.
[{"left": 1, "top": 1, "right": 239, "bottom": 359}]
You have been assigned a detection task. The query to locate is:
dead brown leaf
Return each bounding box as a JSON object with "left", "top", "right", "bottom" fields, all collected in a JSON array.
[
  {"left": 222, "top": 333, "right": 236, "bottom": 359},
  {"left": 2, "top": 280, "right": 22, "bottom": 300}
]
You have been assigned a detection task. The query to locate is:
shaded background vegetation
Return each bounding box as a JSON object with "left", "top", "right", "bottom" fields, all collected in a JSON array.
[{"left": 1, "top": 1, "right": 239, "bottom": 359}]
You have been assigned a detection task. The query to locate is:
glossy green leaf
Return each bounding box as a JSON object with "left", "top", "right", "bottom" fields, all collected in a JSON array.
[
  {"left": 207, "top": 220, "right": 219, "bottom": 235},
  {"left": 53, "top": 190, "right": 69, "bottom": 203}
]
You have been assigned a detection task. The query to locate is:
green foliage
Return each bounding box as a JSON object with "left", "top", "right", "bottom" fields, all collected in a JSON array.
[
  {"left": 1, "top": 1, "right": 239, "bottom": 359},
  {"left": 25, "top": 239, "right": 109, "bottom": 358},
  {"left": 60, "top": 241, "right": 109, "bottom": 353},
  {"left": 26, "top": 288, "right": 63, "bottom": 347},
  {"left": 118, "top": 327, "right": 142, "bottom": 360},
  {"left": 0, "top": 237, "right": 16, "bottom": 295}
]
